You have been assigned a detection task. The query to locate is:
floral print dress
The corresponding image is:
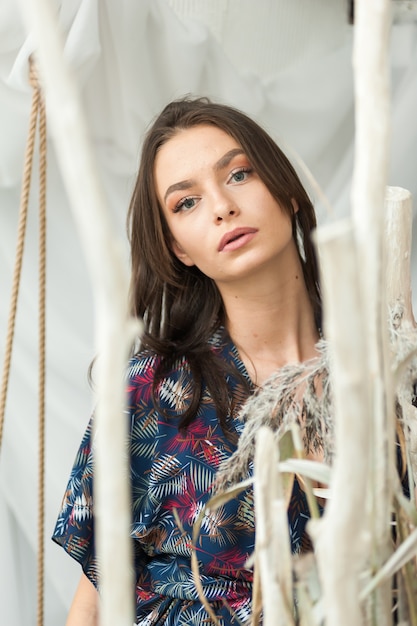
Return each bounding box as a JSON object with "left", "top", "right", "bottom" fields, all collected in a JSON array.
[{"left": 52, "top": 328, "right": 315, "bottom": 625}]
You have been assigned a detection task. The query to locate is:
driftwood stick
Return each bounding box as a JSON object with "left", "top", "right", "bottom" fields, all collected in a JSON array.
[
  {"left": 254, "top": 426, "right": 294, "bottom": 626},
  {"left": 385, "top": 187, "right": 414, "bottom": 325},
  {"left": 16, "top": 1, "right": 138, "bottom": 625},
  {"left": 385, "top": 187, "right": 417, "bottom": 491},
  {"left": 351, "top": 1, "right": 393, "bottom": 622},
  {"left": 313, "top": 221, "right": 369, "bottom": 626}
]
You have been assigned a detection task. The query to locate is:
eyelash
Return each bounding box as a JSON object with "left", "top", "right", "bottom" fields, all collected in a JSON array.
[
  {"left": 173, "top": 196, "right": 197, "bottom": 213},
  {"left": 229, "top": 166, "right": 252, "bottom": 183},
  {"left": 172, "top": 166, "right": 253, "bottom": 213}
]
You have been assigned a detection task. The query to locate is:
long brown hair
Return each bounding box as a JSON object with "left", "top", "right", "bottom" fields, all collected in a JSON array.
[{"left": 127, "top": 96, "right": 321, "bottom": 434}]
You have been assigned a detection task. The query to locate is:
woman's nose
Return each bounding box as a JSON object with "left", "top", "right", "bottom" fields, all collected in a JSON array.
[
  {"left": 216, "top": 208, "right": 237, "bottom": 222},
  {"left": 213, "top": 193, "right": 240, "bottom": 223}
]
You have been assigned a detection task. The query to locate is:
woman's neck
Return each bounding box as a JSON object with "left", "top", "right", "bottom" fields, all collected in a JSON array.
[{"left": 220, "top": 272, "right": 320, "bottom": 386}]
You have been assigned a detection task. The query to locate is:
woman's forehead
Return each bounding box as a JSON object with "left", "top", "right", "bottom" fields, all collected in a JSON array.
[
  {"left": 160, "top": 124, "right": 239, "bottom": 154},
  {"left": 154, "top": 125, "right": 244, "bottom": 189}
]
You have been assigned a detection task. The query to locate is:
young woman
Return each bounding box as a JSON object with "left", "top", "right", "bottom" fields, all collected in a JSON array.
[{"left": 52, "top": 96, "right": 323, "bottom": 625}]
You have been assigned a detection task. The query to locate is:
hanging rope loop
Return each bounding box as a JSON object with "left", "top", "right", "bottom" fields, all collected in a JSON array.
[
  {"left": 0, "top": 53, "right": 47, "bottom": 626},
  {"left": 0, "top": 55, "right": 39, "bottom": 448}
]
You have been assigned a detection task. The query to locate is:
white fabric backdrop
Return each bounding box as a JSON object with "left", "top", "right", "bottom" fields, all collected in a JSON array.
[{"left": 0, "top": 1, "right": 416, "bottom": 623}]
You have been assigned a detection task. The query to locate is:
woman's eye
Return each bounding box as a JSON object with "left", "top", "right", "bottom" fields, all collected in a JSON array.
[
  {"left": 230, "top": 168, "right": 251, "bottom": 183},
  {"left": 174, "top": 196, "right": 197, "bottom": 213}
]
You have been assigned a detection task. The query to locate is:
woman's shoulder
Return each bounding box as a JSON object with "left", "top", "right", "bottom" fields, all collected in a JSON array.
[
  {"left": 125, "top": 327, "right": 232, "bottom": 401},
  {"left": 126, "top": 327, "right": 227, "bottom": 384},
  {"left": 126, "top": 348, "right": 191, "bottom": 400},
  {"left": 126, "top": 348, "right": 160, "bottom": 380},
  {"left": 126, "top": 347, "right": 199, "bottom": 427},
  {"left": 126, "top": 348, "right": 191, "bottom": 377},
  {"left": 126, "top": 349, "right": 161, "bottom": 397}
]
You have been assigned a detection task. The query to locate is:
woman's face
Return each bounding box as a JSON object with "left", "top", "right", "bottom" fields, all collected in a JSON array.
[{"left": 154, "top": 124, "right": 299, "bottom": 292}]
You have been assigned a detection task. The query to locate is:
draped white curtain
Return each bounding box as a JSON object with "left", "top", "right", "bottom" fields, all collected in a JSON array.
[{"left": 0, "top": 1, "right": 416, "bottom": 623}]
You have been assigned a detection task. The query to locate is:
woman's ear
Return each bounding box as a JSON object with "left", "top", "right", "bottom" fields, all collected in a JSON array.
[
  {"left": 291, "top": 198, "right": 300, "bottom": 214},
  {"left": 171, "top": 240, "right": 195, "bottom": 267}
]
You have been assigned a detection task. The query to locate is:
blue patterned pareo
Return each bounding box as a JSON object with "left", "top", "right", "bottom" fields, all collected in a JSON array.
[{"left": 52, "top": 328, "right": 315, "bottom": 624}]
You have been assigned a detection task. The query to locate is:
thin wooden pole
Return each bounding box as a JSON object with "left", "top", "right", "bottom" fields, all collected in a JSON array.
[
  {"left": 351, "top": 2, "right": 393, "bottom": 622},
  {"left": 384, "top": 187, "right": 414, "bottom": 326},
  {"left": 314, "top": 221, "right": 370, "bottom": 626},
  {"left": 16, "top": 1, "right": 139, "bottom": 625},
  {"left": 385, "top": 187, "right": 417, "bottom": 497},
  {"left": 254, "top": 427, "right": 294, "bottom": 626}
]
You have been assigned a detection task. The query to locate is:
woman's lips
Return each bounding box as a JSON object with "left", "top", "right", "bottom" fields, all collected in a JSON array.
[{"left": 218, "top": 227, "right": 258, "bottom": 252}]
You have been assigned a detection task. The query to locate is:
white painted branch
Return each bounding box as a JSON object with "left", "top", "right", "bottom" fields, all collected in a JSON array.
[
  {"left": 16, "top": 1, "right": 138, "bottom": 625},
  {"left": 385, "top": 187, "right": 417, "bottom": 491},
  {"left": 313, "top": 221, "right": 369, "bottom": 626},
  {"left": 254, "top": 426, "right": 294, "bottom": 626},
  {"left": 385, "top": 187, "right": 414, "bottom": 325},
  {"left": 352, "top": 0, "right": 391, "bottom": 247},
  {"left": 351, "top": 2, "right": 394, "bottom": 622}
]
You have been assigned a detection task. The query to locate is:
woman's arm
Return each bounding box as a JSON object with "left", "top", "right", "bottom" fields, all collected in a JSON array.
[{"left": 66, "top": 573, "right": 99, "bottom": 626}]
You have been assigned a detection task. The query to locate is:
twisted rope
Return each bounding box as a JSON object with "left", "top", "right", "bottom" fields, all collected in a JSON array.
[
  {"left": 0, "top": 56, "right": 47, "bottom": 626},
  {"left": 0, "top": 64, "right": 39, "bottom": 447},
  {"left": 34, "top": 57, "right": 47, "bottom": 626}
]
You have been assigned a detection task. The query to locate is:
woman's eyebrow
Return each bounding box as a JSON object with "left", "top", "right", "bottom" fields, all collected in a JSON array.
[
  {"left": 164, "top": 179, "right": 194, "bottom": 203},
  {"left": 214, "top": 148, "right": 245, "bottom": 171}
]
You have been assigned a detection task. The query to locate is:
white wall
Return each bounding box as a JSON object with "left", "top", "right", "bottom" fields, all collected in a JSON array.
[{"left": 0, "top": 1, "right": 416, "bottom": 623}]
